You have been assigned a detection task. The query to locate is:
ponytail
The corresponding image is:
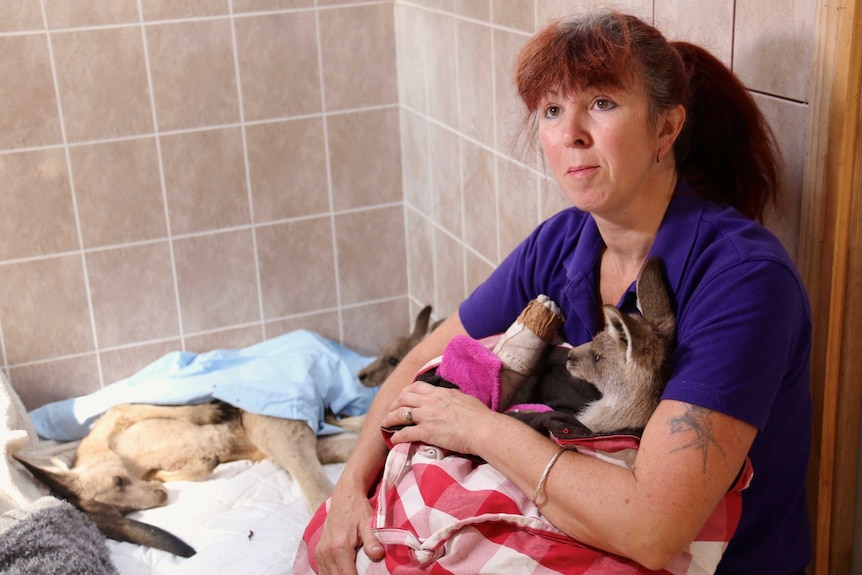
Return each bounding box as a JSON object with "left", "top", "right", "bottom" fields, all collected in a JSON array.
[{"left": 672, "top": 42, "right": 782, "bottom": 222}]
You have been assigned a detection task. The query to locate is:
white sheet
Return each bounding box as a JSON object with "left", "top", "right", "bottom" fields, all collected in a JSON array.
[{"left": 109, "top": 459, "right": 342, "bottom": 574}]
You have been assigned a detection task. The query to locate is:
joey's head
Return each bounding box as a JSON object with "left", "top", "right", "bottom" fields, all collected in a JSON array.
[
  {"left": 358, "top": 305, "right": 438, "bottom": 387},
  {"left": 566, "top": 257, "right": 676, "bottom": 400},
  {"left": 16, "top": 454, "right": 168, "bottom": 515}
]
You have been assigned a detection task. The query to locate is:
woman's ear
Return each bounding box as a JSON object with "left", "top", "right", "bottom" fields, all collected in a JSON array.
[{"left": 656, "top": 104, "right": 686, "bottom": 158}]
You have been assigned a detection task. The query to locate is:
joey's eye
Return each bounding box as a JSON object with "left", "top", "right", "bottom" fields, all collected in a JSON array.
[
  {"left": 114, "top": 476, "right": 129, "bottom": 489},
  {"left": 387, "top": 357, "right": 399, "bottom": 367},
  {"left": 591, "top": 351, "right": 601, "bottom": 364},
  {"left": 543, "top": 105, "right": 562, "bottom": 119}
]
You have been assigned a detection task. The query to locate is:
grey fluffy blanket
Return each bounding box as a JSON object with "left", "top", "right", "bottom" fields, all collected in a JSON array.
[{"left": 0, "top": 496, "right": 117, "bottom": 574}]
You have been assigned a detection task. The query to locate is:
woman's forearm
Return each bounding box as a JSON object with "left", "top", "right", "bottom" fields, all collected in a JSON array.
[{"left": 336, "top": 312, "right": 468, "bottom": 494}]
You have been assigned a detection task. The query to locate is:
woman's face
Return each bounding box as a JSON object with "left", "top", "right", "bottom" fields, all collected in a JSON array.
[{"left": 538, "top": 81, "right": 666, "bottom": 221}]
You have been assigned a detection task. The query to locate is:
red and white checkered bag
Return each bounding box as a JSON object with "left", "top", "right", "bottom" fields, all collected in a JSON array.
[{"left": 295, "top": 431, "right": 751, "bottom": 575}]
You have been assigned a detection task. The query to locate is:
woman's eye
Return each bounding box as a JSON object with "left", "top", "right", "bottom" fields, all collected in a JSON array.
[
  {"left": 593, "top": 99, "right": 616, "bottom": 111},
  {"left": 543, "top": 105, "right": 562, "bottom": 119}
]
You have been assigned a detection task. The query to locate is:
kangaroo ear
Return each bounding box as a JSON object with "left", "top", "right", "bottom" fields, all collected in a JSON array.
[
  {"left": 603, "top": 305, "right": 635, "bottom": 363},
  {"left": 411, "top": 305, "right": 433, "bottom": 340},
  {"left": 636, "top": 257, "right": 672, "bottom": 325},
  {"left": 13, "top": 455, "right": 79, "bottom": 501}
]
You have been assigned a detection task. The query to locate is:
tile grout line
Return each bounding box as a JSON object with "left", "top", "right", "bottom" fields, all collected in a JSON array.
[
  {"left": 137, "top": 0, "right": 187, "bottom": 354},
  {"left": 227, "top": 0, "right": 268, "bottom": 343},
  {"left": 313, "top": 0, "right": 345, "bottom": 344},
  {"left": 39, "top": 0, "right": 105, "bottom": 388}
]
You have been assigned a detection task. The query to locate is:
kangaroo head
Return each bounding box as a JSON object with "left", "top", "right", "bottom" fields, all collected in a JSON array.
[
  {"left": 357, "top": 305, "right": 436, "bottom": 387},
  {"left": 15, "top": 454, "right": 168, "bottom": 515},
  {"left": 565, "top": 257, "right": 676, "bottom": 425}
]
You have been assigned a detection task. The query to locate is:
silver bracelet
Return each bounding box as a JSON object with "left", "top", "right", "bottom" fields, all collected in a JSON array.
[{"left": 532, "top": 446, "right": 567, "bottom": 506}]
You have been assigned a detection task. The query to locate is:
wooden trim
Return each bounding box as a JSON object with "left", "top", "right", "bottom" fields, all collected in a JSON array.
[{"left": 798, "top": 1, "right": 862, "bottom": 573}]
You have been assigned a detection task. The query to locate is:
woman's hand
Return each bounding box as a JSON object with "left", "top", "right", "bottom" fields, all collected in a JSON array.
[
  {"left": 382, "top": 380, "right": 498, "bottom": 455},
  {"left": 314, "top": 483, "right": 383, "bottom": 575}
]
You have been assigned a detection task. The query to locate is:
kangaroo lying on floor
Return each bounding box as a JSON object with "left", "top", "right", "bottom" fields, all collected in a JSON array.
[{"left": 16, "top": 305, "right": 439, "bottom": 557}]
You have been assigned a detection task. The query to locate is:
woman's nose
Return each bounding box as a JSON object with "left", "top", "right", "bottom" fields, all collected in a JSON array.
[{"left": 563, "top": 117, "right": 590, "bottom": 147}]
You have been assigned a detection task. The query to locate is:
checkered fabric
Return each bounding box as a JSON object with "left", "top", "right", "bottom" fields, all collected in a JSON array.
[{"left": 295, "top": 432, "right": 751, "bottom": 574}]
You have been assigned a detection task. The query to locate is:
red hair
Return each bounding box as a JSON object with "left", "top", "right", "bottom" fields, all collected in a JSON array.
[{"left": 514, "top": 11, "right": 781, "bottom": 222}]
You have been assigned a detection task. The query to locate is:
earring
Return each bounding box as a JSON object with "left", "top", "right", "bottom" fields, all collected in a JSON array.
[{"left": 656, "top": 151, "right": 662, "bottom": 164}]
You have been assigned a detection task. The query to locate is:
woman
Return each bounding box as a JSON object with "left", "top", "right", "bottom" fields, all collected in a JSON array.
[{"left": 309, "top": 11, "right": 812, "bottom": 575}]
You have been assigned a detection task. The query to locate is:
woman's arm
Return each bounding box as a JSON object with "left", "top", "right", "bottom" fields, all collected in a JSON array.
[
  {"left": 386, "top": 386, "right": 756, "bottom": 570},
  {"left": 314, "top": 312, "right": 468, "bottom": 575}
]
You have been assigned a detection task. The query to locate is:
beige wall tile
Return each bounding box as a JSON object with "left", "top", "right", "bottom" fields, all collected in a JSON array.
[
  {"left": 0, "top": 1, "right": 44, "bottom": 33},
  {"left": 234, "top": 0, "right": 314, "bottom": 12},
  {"left": 0, "top": 36, "right": 62, "bottom": 149},
  {"left": 756, "top": 93, "right": 808, "bottom": 262},
  {"left": 99, "top": 340, "right": 180, "bottom": 385},
  {"left": 400, "top": 110, "right": 431, "bottom": 214},
  {"left": 45, "top": 0, "right": 139, "bottom": 28},
  {"left": 424, "top": 11, "right": 459, "bottom": 129},
  {"left": 265, "top": 310, "right": 340, "bottom": 343},
  {"left": 328, "top": 108, "right": 402, "bottom": 211},
  {"left": 462, "top": 139, "right": 497, "bottom": 262},
  {"left": 734, "top": 0, "right": 816, "bottom": 101},
  {"left": 428, "top": 123, "right": 462, "bottom": 236},
  {"left": 256, "top": 218, "right": 338, "bottom": 318},
  {"left": 453, "top": 0, "right": 491, "bottom": 21},
  {"left": 336, "top": 206, "right": 407, "bottom": 305},
  {"left": 161, "top": 127, "right": 250, "bottom": 235},
  {"left": 341, "top": 299, "right": 410, "bottom": 357},
  {"left": 395, "top": 4, "right": 428, "bottom": 114},
  {"left": 87, "top": 242, "right": 179, "bottom": 348},
  {"left": 497, "top": 157, "right": 539, "bottom": 257},
  {"left": 52, "top": 27, "right": 153, "bottom": 142},
  {"left": 0, "top": 255, "right": 94, "bottom": 364},
  {"left": 147, "top": 19, "right": 239, "bottom": 131},
  {"left": 465, "top": 248, "right": 494, "bottom": 295},
  {"left": 11, "top": 354, "right": 100, "bottom": 410},
  {"left": 536, "top": 0, "right": 652, "bottom": 26},
  {"left": 319, "top": 4, "right": 397, "bottom": 111},
  {"left": 184, "top": 325, "right": 262, "bottom": 352},
  {"left": 457, "top": 19, "right": 494, "bottom": 148},
  {"left": 434, "top": 228, "right": 465, "bottom": 318},
  {"left": 173, "top": 230, "right": 260, "bottom": 333},
  {"left": 406, "top": 209, "right": 434, "bottom": 309},
  {"left": 493, "top": 27, "right": 530, "bottom": 154},
  {"left": 246, "top": 118, "right": 329, "bottom": 222},
  {"left": 235, "top": 12, "right": 322, "bottom": 121},
  {"left": 140, "top": 0, "right": 228, "bottom": 20},
  {"left": 655, "top": 0, "right": 733, "bottom": 67},
  {"left": 0, "top": 149, "right": 78, "bottom": 260},
  {"left": 71, "top": 138, "right": 167, "bottom": 248},
  {"left": 493, "top": 0, "right": 535, "bottom": 31}
]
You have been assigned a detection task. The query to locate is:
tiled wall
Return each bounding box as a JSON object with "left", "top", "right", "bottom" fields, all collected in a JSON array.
[
  {"left": 396, "top": 0, "right": 815, "bottom": 321},
  {"left": 0, "top": 0, "right": 816, "bottom": 412},
  {"left": 0, "top": 0, "right": 409, "bottom": 410}
]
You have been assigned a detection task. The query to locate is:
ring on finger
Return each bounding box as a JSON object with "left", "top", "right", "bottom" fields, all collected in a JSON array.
[{"left": 405, "top": 407, "right": 414, "bottom": 425}]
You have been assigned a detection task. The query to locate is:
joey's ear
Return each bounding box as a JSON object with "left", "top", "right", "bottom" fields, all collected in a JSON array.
[
  {"left": 636, "top": 257, "right": 672, "bottom": 322},
  {"left": 13, "top": 455, "right": 79, "bottom": 500},
  {"left": 411, "top": 305, "right": 433, "bottom": 339},
  {"left": 603, "top": 306, "right": 634, "bottom": 363}
]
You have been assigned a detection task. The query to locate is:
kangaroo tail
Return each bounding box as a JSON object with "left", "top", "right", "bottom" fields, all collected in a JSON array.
[{"left": 86, "top": 511, "right": 196, "bottom": 557}]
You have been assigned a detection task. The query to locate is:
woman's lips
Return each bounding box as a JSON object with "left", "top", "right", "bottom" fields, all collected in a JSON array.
[{"left": 567, "top": 165, "right": 598, "bottom": 177}]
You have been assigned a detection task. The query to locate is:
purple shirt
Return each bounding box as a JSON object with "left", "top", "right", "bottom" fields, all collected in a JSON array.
[{"left": 459, "top": 190, "right": 812, "bottom": 574}]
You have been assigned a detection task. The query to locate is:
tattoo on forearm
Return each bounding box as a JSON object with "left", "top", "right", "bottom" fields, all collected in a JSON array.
[{"left": 667, "top": 405, "right": 724, "bottom": 472}]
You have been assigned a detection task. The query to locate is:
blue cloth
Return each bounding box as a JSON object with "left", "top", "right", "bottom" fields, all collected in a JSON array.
[
  {"left": 29, "top": 330, "right": 378, "bottom": 442},
  {"left": 459, "top": 186, "right": 813, "bottom": 575}
]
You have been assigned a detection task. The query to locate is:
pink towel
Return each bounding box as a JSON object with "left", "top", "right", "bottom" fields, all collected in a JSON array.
[{"left": 437, "top": 335, "right": 503, "bottom": 411}]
